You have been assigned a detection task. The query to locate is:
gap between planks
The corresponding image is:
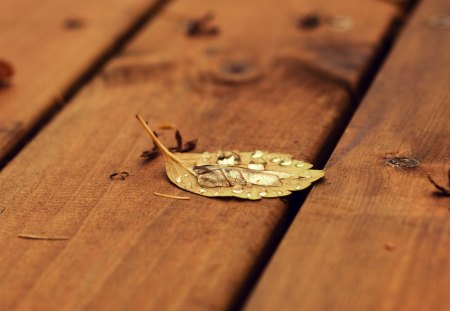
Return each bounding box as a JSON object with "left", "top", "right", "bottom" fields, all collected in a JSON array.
[
  {"left": 0, "top": 1, "right": 408, "bottom": 310},
  {"left": 229, "top": 1, "right": 421, "bottom": 309},
  {"left": 0, "top": 0, "right": 171, "bottom": 171}
]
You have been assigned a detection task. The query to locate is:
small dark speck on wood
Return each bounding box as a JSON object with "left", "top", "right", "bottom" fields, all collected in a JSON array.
[
  {"left": 384, "top": 242, "right": 395, "bottom": 251},
  {"left": 385, "top": 156, "right": 420, "bottom": 169},
  {"left": 298, "top": 14, "right": 322, "bottom": 30},
  {"left": 0, "top": 207, "right": 5, "bottom": 215},
  {"left": 185, "top": 13, "right": 220, "bottom": 37},
  {"left": 64, "top": 18, "right": 84, "bottom": 30}
]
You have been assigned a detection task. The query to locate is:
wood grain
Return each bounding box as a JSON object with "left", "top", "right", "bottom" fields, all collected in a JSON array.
[
  {"left": 246, "top": 0, "right": 450, "bottom": 310},
  {"left": 0, "top": 0, "right": 162, "bottom": 161},
  {"left": 0, "top": 0, "right": 400, "bottom": 310}
]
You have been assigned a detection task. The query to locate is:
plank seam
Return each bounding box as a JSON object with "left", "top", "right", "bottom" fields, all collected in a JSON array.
[
  {"left": 0, "top": 0, "right": 172, "bottom": 171},
  {"left": 229, "top": 1, "right": 421, "bottom": 310}
]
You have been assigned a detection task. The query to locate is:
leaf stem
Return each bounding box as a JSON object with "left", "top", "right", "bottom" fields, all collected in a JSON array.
[{"left": 135, "top": 115, "right": 182, "bottom": 164}]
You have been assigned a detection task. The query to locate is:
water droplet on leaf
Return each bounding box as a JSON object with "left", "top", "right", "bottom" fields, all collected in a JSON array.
[
  {"left": 251, "top": 150, "right": 264, "bottom": 159},
  {"left": 280, "top": 159, "right": 292, "bottom": 166}
]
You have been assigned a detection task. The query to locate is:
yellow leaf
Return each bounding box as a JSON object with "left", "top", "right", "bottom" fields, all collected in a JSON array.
[{"left": 136, "top": 115, "right": 324, "bottom": 200}]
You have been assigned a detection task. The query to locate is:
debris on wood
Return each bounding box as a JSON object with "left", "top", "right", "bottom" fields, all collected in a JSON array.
[
  {"left": 385, "top": 156, "right": 420, "bottom": 169},
  {"left": 136, "top": 115, "right": 324, "bottom": 200},
  {"left": 0, "top": 207, "right": 5, "bottom": 215},
  {"left": 0, "top": 59, "right": 14, "bottom": 86},
  {"left": 109, "top": 171, "right": 129, "bottom": 180},
  {"left": 298, "top": 14, "right": 322, "bottom": 30},
  {"left": 153, "top": 192, "right": 190, "bottom": 200},
  {"left": 427, "top": 169, "right": 450, "bottom": 197},
  {"left": 169, "top": 130, "right": 198, "bottom": 153},
  {"left": 63, "top": 17, "right": 84, "bottom": 30},
  {"left": 17, "top": 234, "right": 70, "bottom": 240},
  {"left": 158, "top": 123, "right": 176, "bottom": 130},
  {"left": 185, "top": 13, "right": 220, "bottom": 37},
  {"left": 384, "top": 242, "right": 395, "bottom": 251},
  {"left": 141, "top": 127, "right": 198, "bottom": 162},
  {"left": 141, "top": 147, "right": 159, "bottom": 160}
]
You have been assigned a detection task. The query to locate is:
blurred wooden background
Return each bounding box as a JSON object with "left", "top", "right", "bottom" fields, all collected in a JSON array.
[{"left": 0, "top": 0, "right": 448, "bottom": 310}]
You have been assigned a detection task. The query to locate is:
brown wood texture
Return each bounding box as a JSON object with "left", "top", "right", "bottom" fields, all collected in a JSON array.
[
  {"left": 0, "top": 0, "right": 400, "bottom": 310},
  {"left": 246, "top": 0, "right": 450, "bottom": 310},
  {"left": 0, "top": 0, "right": 161, "bottom": 160}
]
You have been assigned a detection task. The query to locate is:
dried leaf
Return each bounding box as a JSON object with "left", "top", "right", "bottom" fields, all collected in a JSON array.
[{"left": 136, "top": 115, "right": 324, "bottom": 200}]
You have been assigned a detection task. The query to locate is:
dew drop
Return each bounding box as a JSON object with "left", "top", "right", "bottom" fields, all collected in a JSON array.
[
  {"left": 217, "top": 152, "right": 241, "bottom": 165},
  {"left": 214, "top": 192, "right": 219, "bottom": 196},
  {"left": 280, "top": 159, "right": 292, "bottom": 166},
  {"left": 295, "top": 185, "right": 302, "bottom": 190},
  {"left": 184, "top": 174, "right": 189, "bottom": 177},
  {"left": 248, "top": 163, "right": 265, "bottom": 170},
  {"left": 259, "top": 191, "right": 268, "bottom": 197},
  {"left": 271, "top": 158, "right": 281, "bottom": 163},
  {"left": 175, "top": 176, "right": 182, "bottom": 183},
  {"left": 199, "top": 188, "right": 207, "bottom": 193},
  {"left": 232, "top": 189, "right": 244, "bottom": 194},
  {"left": 251, "top": 150, "right": 264, "bottom": 159},
  {"left": 246, "top": 193, "right": 252, "bottom": 198},
  {"left": 202, "top": 152, "right": 211, "bottom": 158},
  {"left": 277, "top": 191, "right": 282, "bottom": 195},
  {"left": 296, "top": 162, "right": 305, "bottom": 167}
]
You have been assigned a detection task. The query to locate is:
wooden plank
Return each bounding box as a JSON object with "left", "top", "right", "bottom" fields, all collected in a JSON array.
[
  {"left": 0, "top": 0, "right": 162, "bottom": 161},
  {"left": 0, "top": 0, "right": 400, "bottom": 310},
  {"left": 245, "top": 0, "right": 450, "bottom": 310}
]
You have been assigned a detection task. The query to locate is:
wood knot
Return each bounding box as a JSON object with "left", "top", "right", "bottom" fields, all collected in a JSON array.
[
  {"left": 385, "top": 156, "right": 420, "bottom": 169},
  {"left": 210, "top": 60, "right": 262, "bottom": 85}
]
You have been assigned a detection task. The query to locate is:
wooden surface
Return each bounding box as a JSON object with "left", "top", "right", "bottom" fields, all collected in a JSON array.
[
  {"left": 0, "top": 0, "right": 402, "bottom": 310},
  {"left": 246, "top": 0, "right": 450, "bottom": 310},
  {"left": 0, "top": 0, "right": 161, "bottom": 161}
]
